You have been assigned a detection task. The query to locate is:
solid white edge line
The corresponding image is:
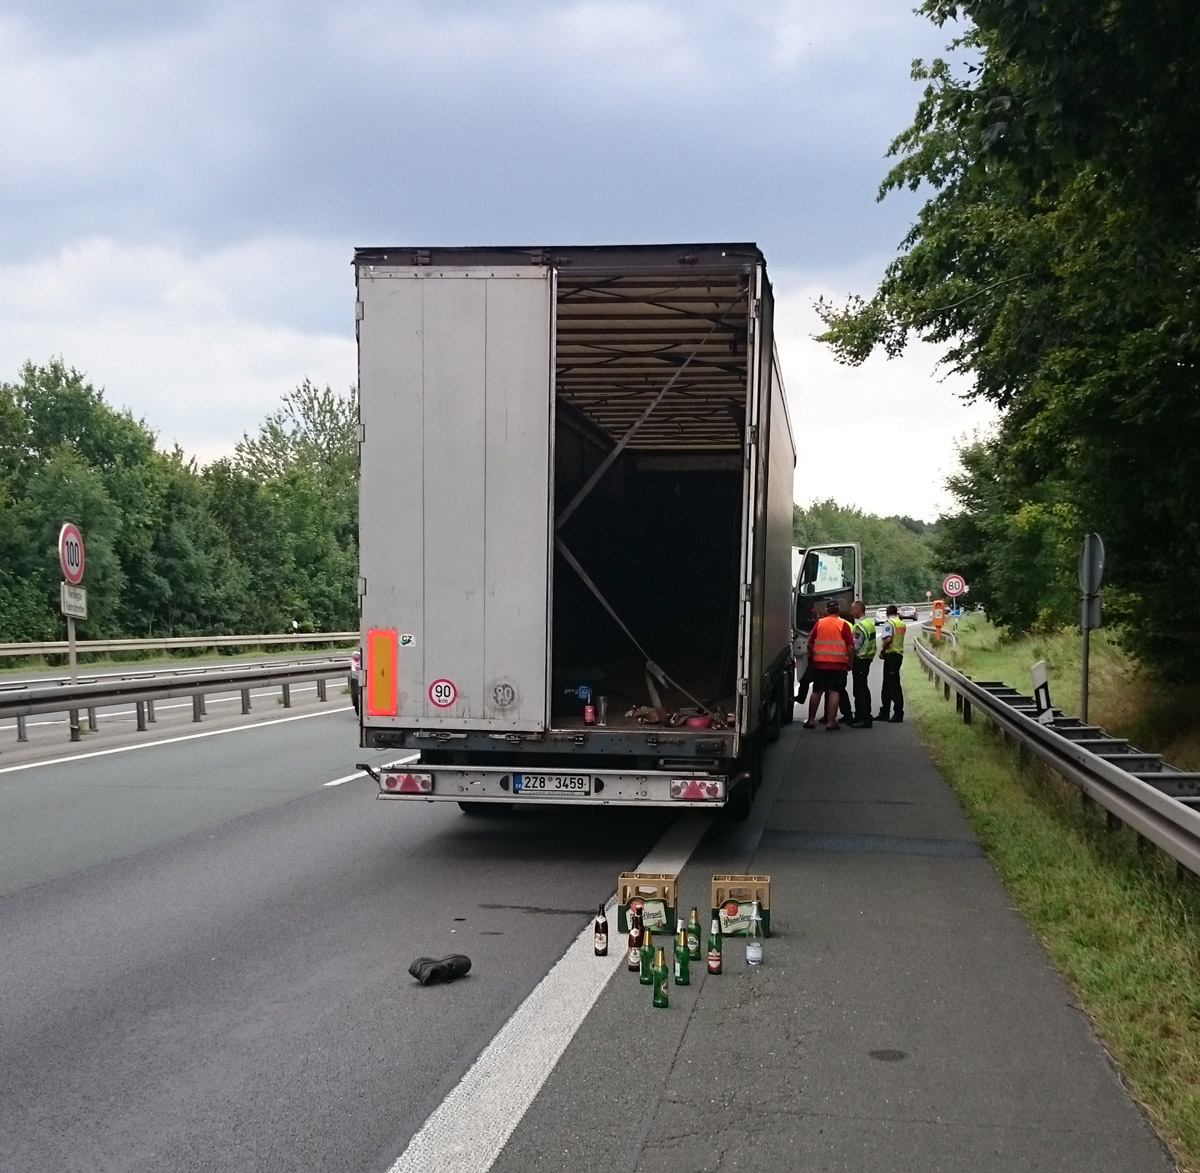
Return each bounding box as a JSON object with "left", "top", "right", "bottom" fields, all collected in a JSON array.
[
  {"left": 0, "top": 706, "right": 353, "bottom": 775},
  {"left": 386, "top": 811, "right": 713, "bottom": 1173},
  {"left": 324, "top": 754, "right": 418, "bottom": 787}
]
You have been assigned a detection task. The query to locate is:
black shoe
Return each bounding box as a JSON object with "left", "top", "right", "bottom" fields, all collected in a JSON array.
[
  {"left": 875, "top": 712, "right": 888, "bottom": 721},
  {"left": 888, "top": 715, "right": 904, "bottom": 723},
  {"left": 409, "top": 955, "right": 472, "bottom": 985},
  {"left": 857, "top": 719, "right": 873, "bottom": 728}
]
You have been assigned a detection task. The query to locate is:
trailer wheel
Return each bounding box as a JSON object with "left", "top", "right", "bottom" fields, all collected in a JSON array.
[
  {"left": 722, "top": 776, "right": 753, "bottom": 822},
  {"left": 780, "top": 667, "right": 796, "bottom": 725},
  {"left": 458, "top": 802, "right": 512, "bottom": 816},
  {"left": 765, "top": 677, "right": 783, "bottom": 744}
]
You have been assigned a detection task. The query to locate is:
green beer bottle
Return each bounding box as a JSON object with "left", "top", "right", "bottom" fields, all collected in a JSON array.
[
  {"left": 651, "top": 946, "right": 669, "bottom": 1008},
  {"left": 639, "top": 928, "right": 655, "bottom": 984},
  {"left": 673, "top": 920, "right": 691, "bottom": 986},
  {"left": 686, "top": 907, "right": 702, "bottom": 961},
  {"left": 707, "top": 916, "right": 723, "bottom": 975}
]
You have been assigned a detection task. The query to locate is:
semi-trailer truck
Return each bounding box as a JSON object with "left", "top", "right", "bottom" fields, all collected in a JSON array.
[{"left": 354, "top": 243, "right": 795, "bottom": 817}]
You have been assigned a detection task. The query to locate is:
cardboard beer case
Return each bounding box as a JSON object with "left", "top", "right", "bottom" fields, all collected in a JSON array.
[
  {"left": 616, "top": 872, "right": 677, "bottom": 934},
  {"left": 711, "top": 874, "right": 772, "bottom": 937}
]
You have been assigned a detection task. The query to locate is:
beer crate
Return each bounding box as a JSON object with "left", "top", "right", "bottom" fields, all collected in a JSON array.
[
  {"left": 711, "top": 874, "right": 771, "bottom": 937},
  {"left": 616, "top": 872, "right": 677, "bottom": 934}
]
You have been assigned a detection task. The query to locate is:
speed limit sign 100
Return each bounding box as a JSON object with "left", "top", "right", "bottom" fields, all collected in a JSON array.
[
  {"left": 942, "top": 573, "right": 965, "bottom": 598},
  {"left": 59, "top": 523, "right": 86, "bottom": 585}
]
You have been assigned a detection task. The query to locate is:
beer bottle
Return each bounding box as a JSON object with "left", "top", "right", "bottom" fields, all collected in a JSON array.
[
  {"left": 745, "top": 900, "right": 764, "bottom": 966},
  {"left": 593, "top": 903, "right": 608, "bottom": 957},
  {"left": 707, "top": 916, "right": 723, "bottom": 975},
  {"left": 651, "top": 947, "right": 669, "bottom": 1008},
  {"left": 686, "top": 907, "right": 702, "bottom": 961},
  {"left": 673, "top": 920, "right": 691, "bottom": 986},
  {"left": 626, "top": 908, "right": 643, "bottom": 971},
  {"left": 639, "top": 928, "right": 655, "bottom": 984}
]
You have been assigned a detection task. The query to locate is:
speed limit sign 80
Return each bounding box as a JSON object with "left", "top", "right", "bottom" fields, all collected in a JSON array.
[{"left": 942, "top": 573, "right": 966, "bottom": 598}]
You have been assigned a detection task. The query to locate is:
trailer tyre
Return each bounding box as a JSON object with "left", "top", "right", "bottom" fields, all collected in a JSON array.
[
  {"left": 723, "top": 776, "right": 753, "bottom": 822},
  {"left": 765, "top": 675, "right": 783, "bottom": 744},
  {"left": 458, "top": 802, "right": 512, "bottom": 816}
]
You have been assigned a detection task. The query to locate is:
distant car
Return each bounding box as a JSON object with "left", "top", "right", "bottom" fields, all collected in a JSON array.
[
  {"left": 898, "top": 605, "right": 919, "bottom": 620},
  {"left": 348, "top": 648, "right": 362, "bottom": 715},
  {"left": 874, "top": 608, "right": 888, "bottom": 622}
]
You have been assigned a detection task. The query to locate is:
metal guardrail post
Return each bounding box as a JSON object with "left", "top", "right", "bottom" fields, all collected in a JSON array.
[
  {"left": 192, "top": 696, "right": 203, "bottom": 722},
  {"left": 87, "top": 707, "right": 97, "bottom": 731},
  {"left": 199, "top": 694, "right": 207, "bottom": 716},
  {"left": 136, "top": 702, "right": 146, "bottom": 731},
  {"left": 241, "top": 688, "right": 251, "bottom": 714},
  {"left": 317, "top": 679, "right": 327, "bottom": 702},
  {"left": 282, "top": 683, "right": 292, "bottom": 708},
  {"left": 147, "top": 699, "right": 156, "bottom": 723},
  {"left": 17, "top": 715, "right": 28, "bottom": 741},
  {"left": 69, "top": 710, "right": 81, "bottom": 742}
]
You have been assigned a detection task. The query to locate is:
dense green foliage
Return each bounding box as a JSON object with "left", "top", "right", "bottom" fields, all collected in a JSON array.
[
  {"left": 816, "top": 1, "right": 1200, "bottom": 676},
  {"left": 794, "top": 499, "right": 940, "bottom": 603},
  {"left": 0, "top": 361, "right": 357, "bottom": 642}
]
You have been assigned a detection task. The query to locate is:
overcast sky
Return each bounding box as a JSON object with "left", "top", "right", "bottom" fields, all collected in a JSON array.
[{"left": 0, "top": 0, "right": 994, "bottom": 521}]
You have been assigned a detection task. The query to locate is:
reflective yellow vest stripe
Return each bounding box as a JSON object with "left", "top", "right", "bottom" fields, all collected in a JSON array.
[
  {"left": 888, "top": 619, "right": 906, "bottom": 654},
  {"left": 854, "top": 618, "right": 876, "bottom": 659}
]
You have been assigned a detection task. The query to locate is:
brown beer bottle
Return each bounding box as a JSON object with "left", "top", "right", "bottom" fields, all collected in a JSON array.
[{"left": 626, "top": 908, "right": 644, "bottom": 971}]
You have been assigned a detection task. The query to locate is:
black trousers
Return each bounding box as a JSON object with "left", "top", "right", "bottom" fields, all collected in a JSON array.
[
  {"left": 851, "top": 658, "right": 873, "bottom": 723},
  {"left": 880, "top": 652, "right": 904, "bottom": 718}
]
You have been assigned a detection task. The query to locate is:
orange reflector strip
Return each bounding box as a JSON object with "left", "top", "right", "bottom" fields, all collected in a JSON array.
[{"left": 366, "top": 628, "right": 399, "bottom": 716}]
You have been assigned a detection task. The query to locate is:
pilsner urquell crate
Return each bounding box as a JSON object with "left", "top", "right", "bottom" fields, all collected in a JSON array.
[
  {"left": 711, "top": 874, "right": 771, "bottom": 937},
  {"left": 617, "top": 872, "right": 677, "bottom": 934}
]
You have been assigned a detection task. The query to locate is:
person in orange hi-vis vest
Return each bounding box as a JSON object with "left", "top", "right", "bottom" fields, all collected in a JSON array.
[{"left": 804, "top": 597, "right": 855, "bottom": 731}]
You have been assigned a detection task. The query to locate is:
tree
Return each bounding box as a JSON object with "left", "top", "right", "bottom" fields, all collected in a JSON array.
[
  {"left": 794, "top": 500, "right": 939, "bottom": 603},
  {"left": 815, "top": 1, "right": 1200, "bottom": 677}
]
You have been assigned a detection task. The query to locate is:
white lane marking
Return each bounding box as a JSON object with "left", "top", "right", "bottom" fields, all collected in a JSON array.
[
  {"left": 0, "top": 706, "right": 352, "bottom": 775},
  {"left": 324, "top": 753, "right": 419, "bottom": 787},
  {"left": 387, "top": 811, "right": 712, "bottom": 1173}
]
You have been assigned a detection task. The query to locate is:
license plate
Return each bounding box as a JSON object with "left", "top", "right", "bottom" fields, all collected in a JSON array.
[{"left": 513, "top": 773, "right": 591, "bottom": 796}]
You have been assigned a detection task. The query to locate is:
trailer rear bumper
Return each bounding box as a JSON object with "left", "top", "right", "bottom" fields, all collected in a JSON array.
[{"left": 371, "top": 763, "right": 730, "bottom": 807}]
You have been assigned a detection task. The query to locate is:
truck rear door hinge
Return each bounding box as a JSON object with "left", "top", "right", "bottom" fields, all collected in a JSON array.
[
  {"left": 354, "top": 301, "right": 364, "bottom": 321},
  {"left": 751, "top": 298, "right": 761, "bottom": 319},
  {"left": 742, "top": 583, "right": 752, "bottom": 602},
  {"left": 736, "top": 677, "right": 749, "bottom": 696}
]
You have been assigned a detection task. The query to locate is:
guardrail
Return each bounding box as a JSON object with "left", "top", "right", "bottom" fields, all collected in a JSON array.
[
  {"left": 0, "top": 659, "right": 353, "bottom": 748},
  {"left": 0, "top": 632, "right": 358, "bottom": 658},
  {"left": 915, "top": 639, "right": 1200, "bottom": 877}
]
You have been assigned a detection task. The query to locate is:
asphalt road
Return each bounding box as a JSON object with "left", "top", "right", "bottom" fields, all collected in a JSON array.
[{"left": 0, "top": 700, "right": 676, "bottom": 1172}]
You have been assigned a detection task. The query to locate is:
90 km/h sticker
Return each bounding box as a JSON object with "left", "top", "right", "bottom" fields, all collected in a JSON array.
[{"left": 429, "top": 678, "right": 457, "bottom": 708}]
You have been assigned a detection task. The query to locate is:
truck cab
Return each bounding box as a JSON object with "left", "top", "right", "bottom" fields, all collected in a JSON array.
[{"left": 791, "top": 542, "right": 863, "bottom": 691}]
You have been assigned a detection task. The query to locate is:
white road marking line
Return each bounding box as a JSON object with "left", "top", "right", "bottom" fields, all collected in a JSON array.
[
  {"left": 324, "top": 753, "right": 419, "bottom": 787},
  {"left": 386, "top": 811, "right": 712, "bottom": 1173},
  {"left": 0, "top": 706, "right": 352, "bottom": 775}
]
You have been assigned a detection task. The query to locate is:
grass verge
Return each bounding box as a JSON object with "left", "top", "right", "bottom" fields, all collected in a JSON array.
[{"left": 908, "top": 654, "right": 1200, "bottom": 1173}]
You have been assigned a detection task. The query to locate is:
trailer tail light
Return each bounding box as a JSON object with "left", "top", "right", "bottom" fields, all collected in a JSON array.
[
  {"left": 670, "top": 778, "right": 725, "bottom": 801},
  {"left": 382, "top": 772, "right": 433, "bottom": 794}
]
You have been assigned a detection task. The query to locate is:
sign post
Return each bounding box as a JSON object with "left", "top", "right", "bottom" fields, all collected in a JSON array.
[
  {"left": 1079, "top": 533, "right": 1105, "bottom": 723},
  {"left": 58, "top": 524, "right": 86, "bottom": 741}
]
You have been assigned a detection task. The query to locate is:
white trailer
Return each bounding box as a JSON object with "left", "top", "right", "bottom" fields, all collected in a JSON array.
[{"left": 355, "top": 244, "right": 795, "bottom": 817}]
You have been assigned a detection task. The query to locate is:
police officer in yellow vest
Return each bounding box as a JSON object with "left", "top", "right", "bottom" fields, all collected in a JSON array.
[
  {"left": 877, "top": 603, "right": 907, "bottom": 722},
  {"left": 847, "top": 600, "right": 877, "bottom": 728}
]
